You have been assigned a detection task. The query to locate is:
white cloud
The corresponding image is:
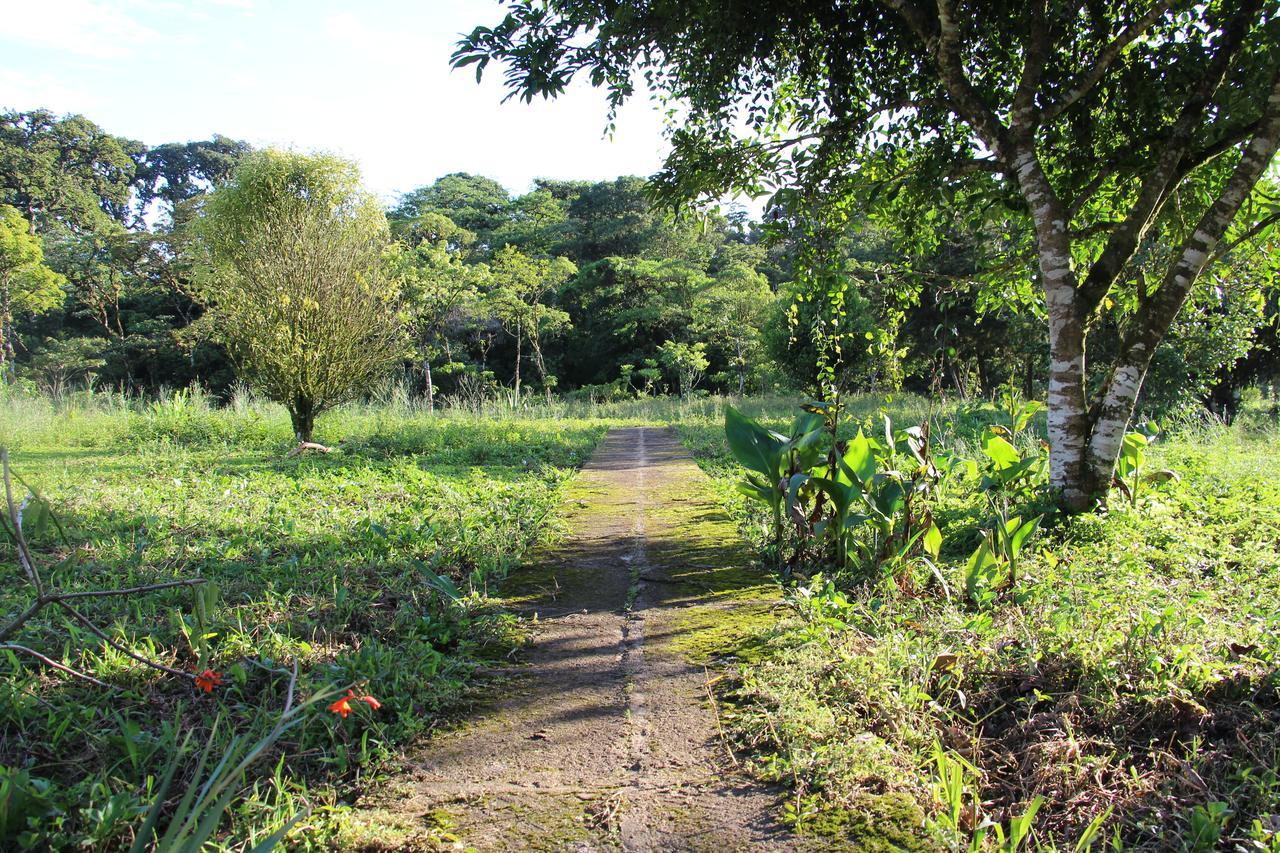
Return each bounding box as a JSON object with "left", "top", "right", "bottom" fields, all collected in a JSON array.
[
  {"left": 0, "top": 68, "right": 98, "bottom": 114},
  {"left": 0, "top": 0, "right": 157, "bottom": 60}
]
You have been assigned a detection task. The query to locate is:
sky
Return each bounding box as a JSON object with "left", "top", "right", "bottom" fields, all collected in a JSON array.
[{"left": 0, "top": 0, "right": 684, "bottom": 206}]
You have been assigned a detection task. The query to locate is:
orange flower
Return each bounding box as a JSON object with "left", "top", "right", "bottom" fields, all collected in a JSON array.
[
  {"left": 329, "top": 689, "right": 356, "bottom": 718},
  {"left": 329, "top": 689, "right": 381, "bottom": 717},
  {"left": 193, "top": 669, "right": 223, "bottom": 693}
]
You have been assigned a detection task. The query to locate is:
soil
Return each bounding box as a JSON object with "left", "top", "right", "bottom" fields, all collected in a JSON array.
[{"left": 361, "top": 427, "right": 806, "bottom": 851}]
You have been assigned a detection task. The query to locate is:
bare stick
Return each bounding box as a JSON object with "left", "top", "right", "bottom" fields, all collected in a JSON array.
[
  {"left": 703, "top": 665, "right": 739, "bottom": 768},
  {"left": 2, "top": 449, "right": 42, "bottom": 595},
  {"left": 0, "top": 599, "right": 45, "bottom": 643},
  {"left": 55, "top": 600, "right": 192, "bottom": 680},
  {"left": 56, "top": 578, "right": 207, "bottom": 601},
  {"left": 0, "top": 643, "right": 111, "bottom": 688}
]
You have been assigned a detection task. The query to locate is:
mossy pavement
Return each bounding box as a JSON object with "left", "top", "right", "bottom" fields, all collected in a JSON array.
[{"left": 355, "top": 427, "right": 814, "bottom": 851}]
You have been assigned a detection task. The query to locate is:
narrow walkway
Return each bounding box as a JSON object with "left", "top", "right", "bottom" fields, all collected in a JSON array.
[{"left": 376, "top": 427, "right": 802, "bottom": 850}]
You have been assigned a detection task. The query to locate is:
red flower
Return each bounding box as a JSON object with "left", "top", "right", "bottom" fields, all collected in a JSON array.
[
  {"left": 193, "top": 669, "right": 223, "bottom": 693},
  {"left": 329, "top": 689, "right": 381, "bottom": 717},
  {"left": 329, "top": 690, "right": 356, "bottom": 718}
]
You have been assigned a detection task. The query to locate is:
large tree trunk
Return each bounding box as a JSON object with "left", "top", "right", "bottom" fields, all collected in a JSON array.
[{"left": 1010, "top": 149, "right": 1101, "bottom": 510}]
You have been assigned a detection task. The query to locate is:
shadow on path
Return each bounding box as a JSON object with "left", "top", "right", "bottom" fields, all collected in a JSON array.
[{"left": 363, "top": 427, "right": 806, "bottom": 851}]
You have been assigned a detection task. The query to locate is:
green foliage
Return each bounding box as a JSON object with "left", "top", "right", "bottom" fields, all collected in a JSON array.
[
  {"left": 690, "top": 394, "right": 1280, "bottom": 848},
  {"left": 0, "top": 110, "right": 139, "bottom": 232},
  {"left": 0, "top": 394, "right": 608, "bottom": 848},
  {"left": 189, "top": 150, "right": 408, "bottom": 441},
  {"left": 0, "top": 205, "right": 65, "bottom": 376},
  {"left": 1112, "top": 423, "right": 1181, "bottom": 507},
  {"left": 657, "top": 340, "right": 708, "bottom": 399},
  {"left": 725, "top": 403, "right": 953, "bottom": 585}
]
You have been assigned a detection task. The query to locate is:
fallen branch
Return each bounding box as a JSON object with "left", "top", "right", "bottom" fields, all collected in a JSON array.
[
  {"left": 0, "top": 643, "right": 110, "bottom": 688},
  {"left": 0, "top": 447, "right": 206, "bottom": 688},
  {"left": 286, "top": 441, "right": 331, "bottom": 458}
]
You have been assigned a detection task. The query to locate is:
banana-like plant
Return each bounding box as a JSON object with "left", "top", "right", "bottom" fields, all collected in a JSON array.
[
  {"left": 1113, "top": 424, "right": 1180, "bottom": 506},
  {"left": 724, "top": 405, "right": 824, "bottom": 563},
  {"left": 964, "top": 512, "right": 1041, "bottom": 607},
  {"left": 725, "top": 405, "right": 950, "bottom": 588}
]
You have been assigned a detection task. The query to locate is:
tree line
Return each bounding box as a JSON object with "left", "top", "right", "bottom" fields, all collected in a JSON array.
[{"left": 2, "top": 102, "right": 1277, "bottom": 438}]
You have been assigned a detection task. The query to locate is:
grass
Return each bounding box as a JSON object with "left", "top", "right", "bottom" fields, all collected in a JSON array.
[
  {"left": 6, "top": 385, "right": 1279, "bottom": 849},
  {"left": 676, "top": 394, "right": 1280, "bottom": 850},
  {"left": 0, "top": 389, "right": 611, "bottom": 849}
]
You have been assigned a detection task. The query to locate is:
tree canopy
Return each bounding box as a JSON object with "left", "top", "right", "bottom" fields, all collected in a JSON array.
[{"left": 456, "top": 0, "right": 1280, "bottom": 508}]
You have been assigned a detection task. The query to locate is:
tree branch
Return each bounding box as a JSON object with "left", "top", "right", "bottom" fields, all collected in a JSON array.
[
  {"left": 1087, "top": 66, "right": 1280, "bottom": 471},
  {"left": 1075, "top": 0, "right": 1263, "bottom": 314},
  {"left": 1041, "top": 1, "right": 1178, "bottom": 124},
  {"left": 55, "top": 600, "right": 192, "bottom": 679},
  {"left": 2, "top": 449, "right": 42, "bottom": 596},
  {"left": 0, "top": 643, "right": 111, "bottom": 688},
  {"left": 1207, "top": 209, "right": 1280, "bottom": 266},
  {"left": 1011, "top": 0, "right": 1051, "bottom": 134}
]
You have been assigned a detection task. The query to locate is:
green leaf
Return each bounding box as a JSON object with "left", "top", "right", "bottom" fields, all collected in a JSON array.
[
  {"left": 923, "top": 522, "right": 942, "bottom": 559},
  {"left": 725, "top": 405, "right": 786, "bottom": 478},
  {"left": 1010, "top": 515, "right": 1042, "bottom": 557},
  {"left": 840, "top": 429, "right": 877, "bottom": 485},
  {"left": 981, "top": 430, "right": 1020, "bottom": 470}
]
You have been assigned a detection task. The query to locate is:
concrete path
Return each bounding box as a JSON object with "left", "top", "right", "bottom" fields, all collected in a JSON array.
[{"left": 373, "top": 427, "right": 802, "bottom": 851}]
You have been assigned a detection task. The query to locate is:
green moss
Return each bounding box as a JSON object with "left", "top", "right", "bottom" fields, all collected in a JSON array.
[
  {"left": 665, "top": 601, "right": 778, "bottom": 663},
  {"left": 794, "top": 793, "right": 931, "bottom": 852}
]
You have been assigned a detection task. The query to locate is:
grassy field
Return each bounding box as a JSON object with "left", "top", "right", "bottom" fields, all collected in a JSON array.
[
  {"left": 0, "top": 391, "right": 614, "bottom": 849},
  {"left": 4, "top": 388, "right": 1278, "bottom": 849},
  {"left": 674, "top": 395, "right": 1280, "bottom": 850}
]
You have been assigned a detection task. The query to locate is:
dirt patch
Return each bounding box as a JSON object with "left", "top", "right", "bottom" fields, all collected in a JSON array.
[{"left": 361, "top": 427, "right": 807, "bottom": 850}]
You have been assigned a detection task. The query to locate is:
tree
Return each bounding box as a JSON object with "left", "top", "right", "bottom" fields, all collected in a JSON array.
[
  {"left": 388, "top": 237, "right": 489, "bottom": 410},
  {"left": 189, "top": 151, "right": 406, "bottom": 444},
  {"left": 658, "top": 339, "right": 709, "bottom": 398},
  {"left": 133, "top": 135, "right": 251, "bottom": 219},
  {"left": 456, "top": 1, "right": 1280, "bottom": 509},
  {"left": 485, "top": 246, "right": 576, "bottom": 400},
  {"left": 693, "top": 264, "right": 774, "bottom": 394},
  {"left": 0, "top": 205, "right": 64, "bottom": 378},
  {"left": 390, "top": 173, "right": 511, "bottom": 241},
  {"left": 559, "top": 257, "right": 712, "bottom": 387},
  {"left": 0, "top": 110, "right": 138, "bottom": 234}
]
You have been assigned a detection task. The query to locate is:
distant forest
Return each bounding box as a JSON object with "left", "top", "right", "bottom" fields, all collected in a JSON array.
[{"left": 3, "top": 108, "right": 1275, "bottom": 416}]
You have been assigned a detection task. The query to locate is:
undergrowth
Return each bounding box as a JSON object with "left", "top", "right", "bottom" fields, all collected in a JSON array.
[{"left": 680, "top": 395, "right": 1280, "bottom": 850}]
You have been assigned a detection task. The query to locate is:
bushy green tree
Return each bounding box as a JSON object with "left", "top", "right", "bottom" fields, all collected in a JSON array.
[
  {"left": 0, "top": 205, "right": 64, "bottom": 378},
  {"left": 485, "top": 246, "right": 576, "bottom": 400},
  {"left": 391, "top": 173, "right": 511, "bottom": 241},
  {"left": 189, "top": 151, "right": 406, "bottom": 443},
  {"left": 692, "top": 264, "right": 774, "bottom": 394},
  {"left": 387, "top": 237, "right": 489, "bottom": 410},
  {"left": 0, "top": 110, "right": 139, "bottom": 232},
  {"left": 657, "top": 340, "right": 709, "bottom": 398}
]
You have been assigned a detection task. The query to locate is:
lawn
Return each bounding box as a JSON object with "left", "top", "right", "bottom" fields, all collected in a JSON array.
[{"left": 0, "top": 392, "right": 608, "bottom": 849}]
